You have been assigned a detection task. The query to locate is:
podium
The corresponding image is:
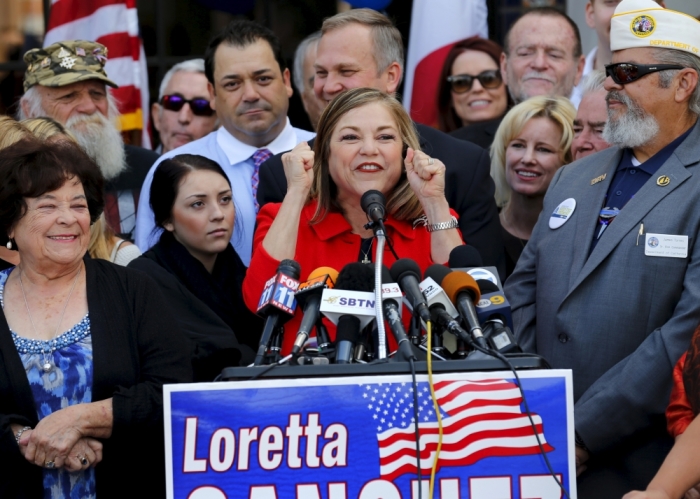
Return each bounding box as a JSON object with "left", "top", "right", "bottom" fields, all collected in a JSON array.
[{"left": 164, "top": 358, "right": 576, "bottom": 499}]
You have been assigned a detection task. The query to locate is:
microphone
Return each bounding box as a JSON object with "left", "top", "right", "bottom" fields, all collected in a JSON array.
[
  {"left": 254, "top": 259, "right": 301, "bottom": 365},
  {"left": 476, "top": 280, "right": 520, "bottom": 354},
  {"left": 380, "top": 266, "right": 415, "bottom": 362},
  {"left": 390, "top": 259, "right": 431, "bottom": 323},
  {"left": 441, "top": 271, "right": 488, "bottom": 349},
  {"left": 292, "top": 266, "right": 339, "bottom": 355},
  {"left": 421, "top": 265, "right": 472, "bottom": 342},
  {"left": 361, "top": 190, "right": 387, "bottom": 223},
  {"left": 320, "top": 263, "right": 375, "bottom": 364},
  {"left": 475, "top": 279, "right": 513, "bottom": 331},
  {"left": 448, "top": 245, "right": 503, "bottom": 290}
]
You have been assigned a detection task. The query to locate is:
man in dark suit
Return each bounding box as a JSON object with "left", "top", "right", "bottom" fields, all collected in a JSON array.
[
  {"left": 257, "top": 9, "right": 503, "bottom": 272},
  {"left": 451, "top": 7, "right": 585, "bottom": 149}
]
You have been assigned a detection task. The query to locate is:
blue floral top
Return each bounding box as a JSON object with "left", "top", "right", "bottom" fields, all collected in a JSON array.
[{"left": 0, "top": 267, "right": 96, "bottom": 499}]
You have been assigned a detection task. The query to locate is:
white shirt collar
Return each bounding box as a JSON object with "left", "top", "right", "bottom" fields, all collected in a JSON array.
[
  {"left": 216, "top": 117, "right": 301, "bottom": 165},
  {"left": 583, "top": 46, "right": 598, "bottom": 77}
]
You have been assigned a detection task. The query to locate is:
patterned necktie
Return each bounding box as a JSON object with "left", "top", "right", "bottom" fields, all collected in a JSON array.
[{"left": 251, "top": 148, "right": 272, "bottom": 213}]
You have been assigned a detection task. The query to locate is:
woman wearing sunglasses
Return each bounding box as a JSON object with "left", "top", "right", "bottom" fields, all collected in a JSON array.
[{"left": 437, "top": 37, "right": 510, "bottom": 134}]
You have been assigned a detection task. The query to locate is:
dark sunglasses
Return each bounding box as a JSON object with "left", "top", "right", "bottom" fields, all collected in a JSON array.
[
  {"left": 605, "top": 62, "right": 685, "bottom": 85},
  {"left": 160, "top": 94, "right": 214, "bottom": 116},
  {"left": 447, "top": 69, "right": 502, "bottom": 93}
]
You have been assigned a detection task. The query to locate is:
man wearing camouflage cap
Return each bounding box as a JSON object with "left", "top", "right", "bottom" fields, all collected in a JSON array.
[{"left": 19, "top": 40, "right": 159, "bottom": 240}]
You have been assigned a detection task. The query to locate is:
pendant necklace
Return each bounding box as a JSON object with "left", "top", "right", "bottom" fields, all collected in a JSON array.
[
  {"left": 360, "top": 238, "right": 373, "bottom": 264},
  {"left": 18, "top": 267, "right": 81, "bottom": 373}
]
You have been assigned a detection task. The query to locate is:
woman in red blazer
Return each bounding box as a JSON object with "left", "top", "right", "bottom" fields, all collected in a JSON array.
[{"left": 242, "top": 88, "right": 463, "bottom": 355}]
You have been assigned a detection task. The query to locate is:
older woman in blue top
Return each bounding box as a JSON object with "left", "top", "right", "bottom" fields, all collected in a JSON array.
[{"left": 0, "top": 138, "right": 192, "bottom": 498}]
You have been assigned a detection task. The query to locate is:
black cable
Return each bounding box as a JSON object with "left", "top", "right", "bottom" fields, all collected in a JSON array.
[
  {"left": 378, "top": 220, "right": 400, "bottom": 260},
  {"left": 469, "top": 341, "right": 571, "bottom": 499},
  {"left": 409, "top": 357, "right": 423, "bottom": 499}
]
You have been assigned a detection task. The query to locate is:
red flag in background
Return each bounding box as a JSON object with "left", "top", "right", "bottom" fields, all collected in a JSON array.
[
  {"left": 404, "top": 0, "right": 488, "bottom": 128},
  {"left": 44, "top": 0, "right": 151, "bottom": 147}
]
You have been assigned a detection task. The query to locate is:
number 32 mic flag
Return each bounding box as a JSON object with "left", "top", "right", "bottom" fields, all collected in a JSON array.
[{"left": 403, "top": 0, "right": 488, "bottom": 128}]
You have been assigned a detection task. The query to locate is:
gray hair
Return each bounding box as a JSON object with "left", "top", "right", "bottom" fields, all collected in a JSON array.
[
  {"left": 652, "top": 48, "right": 700, "bottom": 115},
  {"left": 158, "top": 58, "right": 206, "bottom": 101},
  {"left": 580, "top": 69, "right": 606, "bottom": 97},
  {"left": 293, "top": 32, "right": 321, "bottom": 94},
  {"left": 322, "top": 9, "right": 404, "bottom": 85}
]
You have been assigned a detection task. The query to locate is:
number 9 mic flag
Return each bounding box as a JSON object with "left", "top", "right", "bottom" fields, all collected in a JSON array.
[{"left": 403, "top": 0, "right": 488, "bottom": 128}]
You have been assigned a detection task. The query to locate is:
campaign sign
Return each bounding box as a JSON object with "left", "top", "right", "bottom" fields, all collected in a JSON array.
[{"left": 164, "top": 369, "right": 575, "bottom": 499}]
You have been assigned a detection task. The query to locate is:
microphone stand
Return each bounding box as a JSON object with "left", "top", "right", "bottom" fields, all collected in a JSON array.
[{"left": 366, "top": 220, "right": 388, "bottom": 360}]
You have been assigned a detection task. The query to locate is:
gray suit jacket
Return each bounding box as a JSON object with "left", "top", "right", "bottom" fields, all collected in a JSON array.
[{"left": 505, "top": 121, "right": 700, "bottom": 455}]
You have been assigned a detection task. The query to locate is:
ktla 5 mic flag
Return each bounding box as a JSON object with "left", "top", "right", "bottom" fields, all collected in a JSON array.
[
  {"left": 403, "top": 0, "right": 488, "bottom": 128},
  {"left": 44, "top": 0, "right": 151, "bottom": 147},
  {"left": 164, "top": 370, "right": 575, "bottom": 498}
]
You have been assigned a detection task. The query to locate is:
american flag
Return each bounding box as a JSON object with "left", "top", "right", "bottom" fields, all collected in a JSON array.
[
  {"left": 44, "top": 0, "right": 151, "bottom": 147},
  {"left": 362, "top": 379, "right": 554, "bottom": 481}
]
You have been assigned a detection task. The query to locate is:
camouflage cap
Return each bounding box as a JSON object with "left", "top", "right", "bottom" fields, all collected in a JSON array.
[{"left": 23, "top": 40, "right": 118, "bottom": 92}]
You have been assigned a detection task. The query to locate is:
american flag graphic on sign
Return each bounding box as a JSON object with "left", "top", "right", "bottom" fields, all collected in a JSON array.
[{"left": 362, "top": 379, "right": 554, "bottom": 481}]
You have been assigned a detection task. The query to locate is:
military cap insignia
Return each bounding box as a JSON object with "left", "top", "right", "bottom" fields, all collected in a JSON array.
[{"left": 57, "top": 47, "right": 71, "bottom": 58}]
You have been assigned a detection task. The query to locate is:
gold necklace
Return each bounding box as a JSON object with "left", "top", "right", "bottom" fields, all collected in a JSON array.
[{"left": 361, "top": 238, "right": 373, "bottom": 264}]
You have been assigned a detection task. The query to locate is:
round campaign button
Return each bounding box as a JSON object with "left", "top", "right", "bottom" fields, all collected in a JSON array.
[{"left": 549, "top": 198, "right": 576, "bottom": 229}]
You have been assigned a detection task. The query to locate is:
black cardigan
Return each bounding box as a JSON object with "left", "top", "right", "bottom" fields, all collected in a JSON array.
[{"left": 0, "top": 257, "right": 193, "bottom": 498}]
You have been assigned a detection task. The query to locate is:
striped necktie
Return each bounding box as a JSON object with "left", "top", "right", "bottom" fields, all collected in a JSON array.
[{"left": 251, "top": 148, "right": 272, "bottom": 212}]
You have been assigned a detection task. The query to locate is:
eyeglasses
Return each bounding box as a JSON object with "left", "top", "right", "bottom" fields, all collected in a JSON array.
[
  {"left": 447, "top": 69, "right": 502, "bottom": 94},
  {"left": 160, "top": 94, "right": 214, "bottom": 116},
  {"left": 605, "top": 62, "right": 685, "bottom": 85}
]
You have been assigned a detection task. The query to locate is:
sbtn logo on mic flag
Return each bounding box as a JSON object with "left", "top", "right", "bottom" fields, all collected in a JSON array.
[
  {"left": 257, "top": 273, "right": 300, "bottom": 315},
  {"left": 319, "top": 289, "right": 376, "bottom": 328}
]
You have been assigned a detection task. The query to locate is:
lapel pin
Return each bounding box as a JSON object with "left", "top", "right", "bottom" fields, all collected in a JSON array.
[
  {"left": 657, "top": 175, "right": 670, "bottom": 187},
  {"left": 591, "top": 173, "right": 607, "bottom": 185}
]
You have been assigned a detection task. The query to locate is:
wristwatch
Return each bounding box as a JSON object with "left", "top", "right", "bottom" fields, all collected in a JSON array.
[{"left": 426, "top": 216, "right": 459, "bottom": 232}]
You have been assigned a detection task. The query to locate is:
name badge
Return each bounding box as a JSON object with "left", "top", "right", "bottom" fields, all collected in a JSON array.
[
  {"left": 645, "top": 233, "right": 688, "bottom": 258},
  {"left": 549, "top": 198, "right": 576, "bottom": 229}
]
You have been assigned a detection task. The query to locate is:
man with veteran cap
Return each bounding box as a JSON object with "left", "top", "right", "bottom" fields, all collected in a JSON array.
[
  {"left": 504, "top": 0, "right": 700, "bottom": 496},
  {"left": 19, "top": 40, "right": 159, "bottom": 240}
]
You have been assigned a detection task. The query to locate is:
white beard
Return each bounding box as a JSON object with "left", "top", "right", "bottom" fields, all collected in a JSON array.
[
  {"left": 603, "top": 91, "right": 660, "bottom": 149},
  {"left": 64, "top": 112, "right": 127, "bottom": 181}
]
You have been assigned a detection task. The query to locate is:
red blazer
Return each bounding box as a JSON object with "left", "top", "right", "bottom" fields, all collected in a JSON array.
[{"left": 242, "top": 200, "right": 460, "bottom": 355}]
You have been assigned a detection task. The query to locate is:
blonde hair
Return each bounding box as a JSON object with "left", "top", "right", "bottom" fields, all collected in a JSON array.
[
  {"left": 309, "top": 87, "right": 422, "bottom": 222},
  {"left": 0, "top": 116, "right": 32, "bottom": 149},
  {"left": 87, "top": 213, "right": 117, "bottom": 260},
  {"left": 490, "top": 95, "right": 576, "bottom": 207},
  {"left": 21, "top": 117, "right": 117, "bottom": 260},
  {"left": 21, "top": 117, "right": 78, "bottom": 143}
]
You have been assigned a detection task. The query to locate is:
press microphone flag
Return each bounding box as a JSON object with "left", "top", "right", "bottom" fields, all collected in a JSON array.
[{"left": 292, "top": 267, "right": 339, "bottom": 355}]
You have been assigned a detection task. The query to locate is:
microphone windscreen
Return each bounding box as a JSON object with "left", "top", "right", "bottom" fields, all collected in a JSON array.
[
  {"left": 424, "top": 263, "right": 452, "bottom": 285},
  {"left": 381, "top": 265, "right": 392, "bottom": 284},
  {"left": 390, "top": 258, "right": 422, "bottom": 283},
  {"left": 442, "top": 271, "right": 481, "bottom": 304},
  {"left": 279, "top": 259, "right": 301, "bottom": 279},
  {"left": 476, "top": 279, "right": 500, "bottom": 294},
  {"left": 448, "top": 245, "right": 484, "bottom": 268},
  {"left": 361, "top": 190, "right": 386, "bottom": 213},
  {"left": 335, "top": 315, "right": 361, "bottom": 342},
  {"left": 335, "top": 262, "right": 375, "bottom": 292},
  {"left": 307, "top": 266, "right": 339, "bottom": 287}
]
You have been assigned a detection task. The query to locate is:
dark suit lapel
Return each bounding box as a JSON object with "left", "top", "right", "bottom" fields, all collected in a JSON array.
[
  {"left": 564, "top": 151, "right": 620, "bottom": 289},
  {"left": 567, "top": 152, "right": 693, "bottom": 296}
]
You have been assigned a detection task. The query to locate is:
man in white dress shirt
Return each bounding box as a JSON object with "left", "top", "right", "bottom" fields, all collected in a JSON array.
[{"left": 134, "top": 20, "right": 314, "bottom": 264}]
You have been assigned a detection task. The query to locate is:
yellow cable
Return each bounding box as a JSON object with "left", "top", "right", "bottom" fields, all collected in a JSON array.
[{"left": 425, "top": 321, "right": 443, "bottom": 499}]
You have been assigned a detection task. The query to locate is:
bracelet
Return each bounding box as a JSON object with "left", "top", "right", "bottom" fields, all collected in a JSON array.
[
  {"left": 14, "top": 426, "right": 32, "bottom": 445},
  {"left": 426, "top": 216, "right": 459, "bottom": 232}
]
